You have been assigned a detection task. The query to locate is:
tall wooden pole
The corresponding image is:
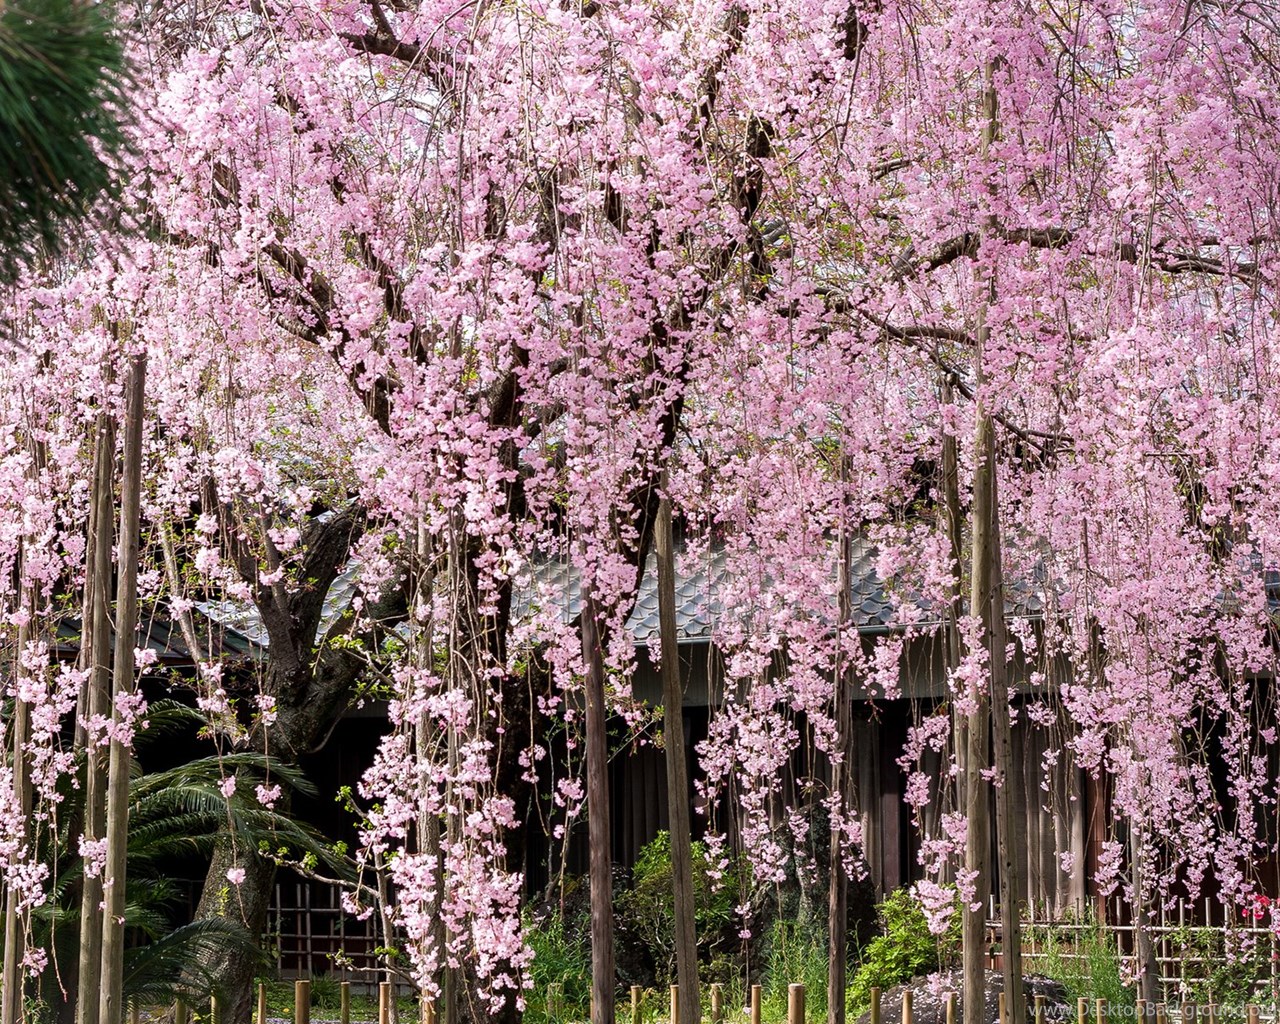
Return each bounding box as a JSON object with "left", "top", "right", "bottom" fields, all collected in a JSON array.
[
  {"left": 828, "top": 466, "right": 857, "bottom": 1024},
  {"left": 582, "top": 591, "right": 616, "bottom": 1024},
  {"left": 963, "top": 58, "right": 1000, "bottom": 1024},
  {"left": 655, "top": 486, "right": 699, "bottom": 1024},
  {"left": 2, "top": 586, "right": 33, "bottom": 1024},
  {"left": 78, "top": 413, "right": 116, "bottom": 1024},
  {"left": 988, "top": 432, "right": 1024, "bottom": 1024},
  {"left": 98, "top": 350, "right": 147, "bottom": 1024}
]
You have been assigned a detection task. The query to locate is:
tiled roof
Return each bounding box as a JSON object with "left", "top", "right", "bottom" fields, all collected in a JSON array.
[
  {"left": 199, "top": 539, "right": 1048, "bottom": 650},
  {"left": 513, "top": 537, "right": 995, "bottom": 644}
]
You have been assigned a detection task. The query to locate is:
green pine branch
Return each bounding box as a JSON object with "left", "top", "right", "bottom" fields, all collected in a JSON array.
[{"left": 0, "top": 0, "right": 130, "bottom": 283}]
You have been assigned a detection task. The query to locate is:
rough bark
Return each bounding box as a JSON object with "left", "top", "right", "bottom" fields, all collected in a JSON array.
[
  {"left": 656, "top": 489, "right": 699, "bottom": 1024},
  {"left": 193, "top": 840, "right": 279, "bottom": 1023},
  {"left": 1130, "top": 828, "right": 1159, "bottom": 1008},
  {"left": 185, "top": 505, "right": 376, "bottom": 1024}
]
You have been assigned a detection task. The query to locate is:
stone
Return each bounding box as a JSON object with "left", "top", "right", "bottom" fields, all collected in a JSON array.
[{"left": 855, "top": 970, "right": 1072, "bottom": 1024}]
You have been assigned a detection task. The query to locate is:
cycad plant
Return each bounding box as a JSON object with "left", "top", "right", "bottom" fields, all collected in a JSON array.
[{"left": 27, "top": 702, "right": 348, "bottom": 1019}]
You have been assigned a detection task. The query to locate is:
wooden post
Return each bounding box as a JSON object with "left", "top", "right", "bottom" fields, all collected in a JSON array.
[
  {"left": 296, "top": 980, "right": 312, "bottom": 1024},
  {"left": 583, "top": 591, "right": 616, "bottom": 1024},
  {"left": 97, "top": 351, "right": 147, "bottom": 1024},
  {"left": 671, "top": 985, "right": 680, "bottom": 1024},
  {"left": 751, "top": 986, "right": 763, "bottom": 1024},
  {"left": 1136, "top": 1000, "right": 1146, "bottom": 1024},
  {"left": 1154, "top": 1007, "right": 1166, "bottom": 1024},
  {"left": 657, "top": 487, "right": 700, "bottom": 1024},
  {"left": 1247, "top": 1007, "right": 1259, "bottom": 1024},
  {"left": 260, "top": 983, "right": 270, "bottom": 1024},
  {"left": 903, "top": 990, "right": 913, "bottom": 1024},
  {"left": 712, "top": 984, "right": 724, "bottom": 1024},
  {"left": 380, "top": 983, "right": 393, "bottom": 1024},
  {"left": 1184, "top": 1005, "right": 1197, "bottom": 1024},
  {"left": 631, "top": 986, "right": 643, "bottom": 1024},
  {"left": 1035, "top": 995, "right": 1045, "bottom": 1024},
  {"left": 870, "top": 988, "right": 882, "bottom": 1024},
  {"left": 789, "top": 985, "right": 806, "bottom": 1024},
  {"left": 946, "top": 993, "right": 957, "bottom": 1024},
  {"left": 340, "top": 983, "right": 350, "bottom": 1024}
]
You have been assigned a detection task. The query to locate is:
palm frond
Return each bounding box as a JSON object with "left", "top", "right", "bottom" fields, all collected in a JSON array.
[{"left": 123, "top": 919, "right": 267, "bottom": 1005}]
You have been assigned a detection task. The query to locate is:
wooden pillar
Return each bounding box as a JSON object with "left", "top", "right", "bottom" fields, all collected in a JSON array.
[
  {"left": 296, "top": 980, "right": 312, "bottom": 1024},
  {"left": 788, "top": 985, "right": 805, "bottom": 1024}
]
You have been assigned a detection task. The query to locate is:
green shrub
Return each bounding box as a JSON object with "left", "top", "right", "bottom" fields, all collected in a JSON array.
[
  {"left": 761, "top": 919, "right": 828, "bottom": 1024},
  {"left": 849, "top": 887, "right": 961, "bottom": 1016},
  {"left": 1166, "top": 926, "right": 1270, "bottom": 1016},
  {"left": 526, "top": 912, "right": 592, "bottom": 1024},
  {"left": 1028, "top": 922, "right": 1127, "bottom": 1008},
  {"left": 616, "top": 831, "right": 748, "bottom": 981}
]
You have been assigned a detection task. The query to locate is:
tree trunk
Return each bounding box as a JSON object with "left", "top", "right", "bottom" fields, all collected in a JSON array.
[
  {"left": 98, "top": 350, "right": 147, "bottom": 1024},
  {"left": 78, "top": 412, "right": 115, "bottom": 1024},
  {"left": 1130, "top": 827, "right": 1159, "bottom": 1009},
  {"left": 193, "top": 841, "right": 278, "bottom": 1024},
  {"left": 581, "top": 592, "right": 615, "bottom": 1024},
  {"left": 656, "top": 488, "right": 699, "bottom": 1024}
]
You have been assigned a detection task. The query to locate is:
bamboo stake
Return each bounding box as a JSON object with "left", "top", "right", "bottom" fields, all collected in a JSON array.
[
  {"left": 1000, "top": 993, "right": 1007, "bottom": 1024},
  {"left": 671, "top": 985, "right": 679, "bottom": 1024},
  {"left": 260, "top": 983, "right": 270, "bottom": 1024},
  {"left": 1095, "top": 998, "right": 1105, "bottom": 1024},
  {"left": 711, "top": 984, "right": 724, "bottom": 1024},
  {"left": 788, "top": 985, "right": 805, "bottom": 1024},
  {"left": 296, "top": 980, "right": 312, "bottom": 1024},
  {"left": 946, "top": 993, "right": 957, "bottom": 1024},
  {"left": 1034, "top": 996, "right": 1045, "bottom": 1024},
  {"left": 903, "top": 990, "right": 913, "bottom": 1024},
  {"left": 870, "top": 988, "right": 881, "bottom": 1024},
  {"left": 751, "top": 986, "right": 762, "bottom": 1024},
  {"left": 380, "top": 983, "right": 393, "bottom": 1024},
  {"left": 631, "top": 986, "right": 643, "bottom": 1024},
  {"left": 175, "top": 999, "right": 189, "bottom": 1024},
  {"left": 1077, "top": 998, "right": 1087, "bottom": 1024},
  {"left": 340, "top": 983, "right": 350, "bottom": 1024}
]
